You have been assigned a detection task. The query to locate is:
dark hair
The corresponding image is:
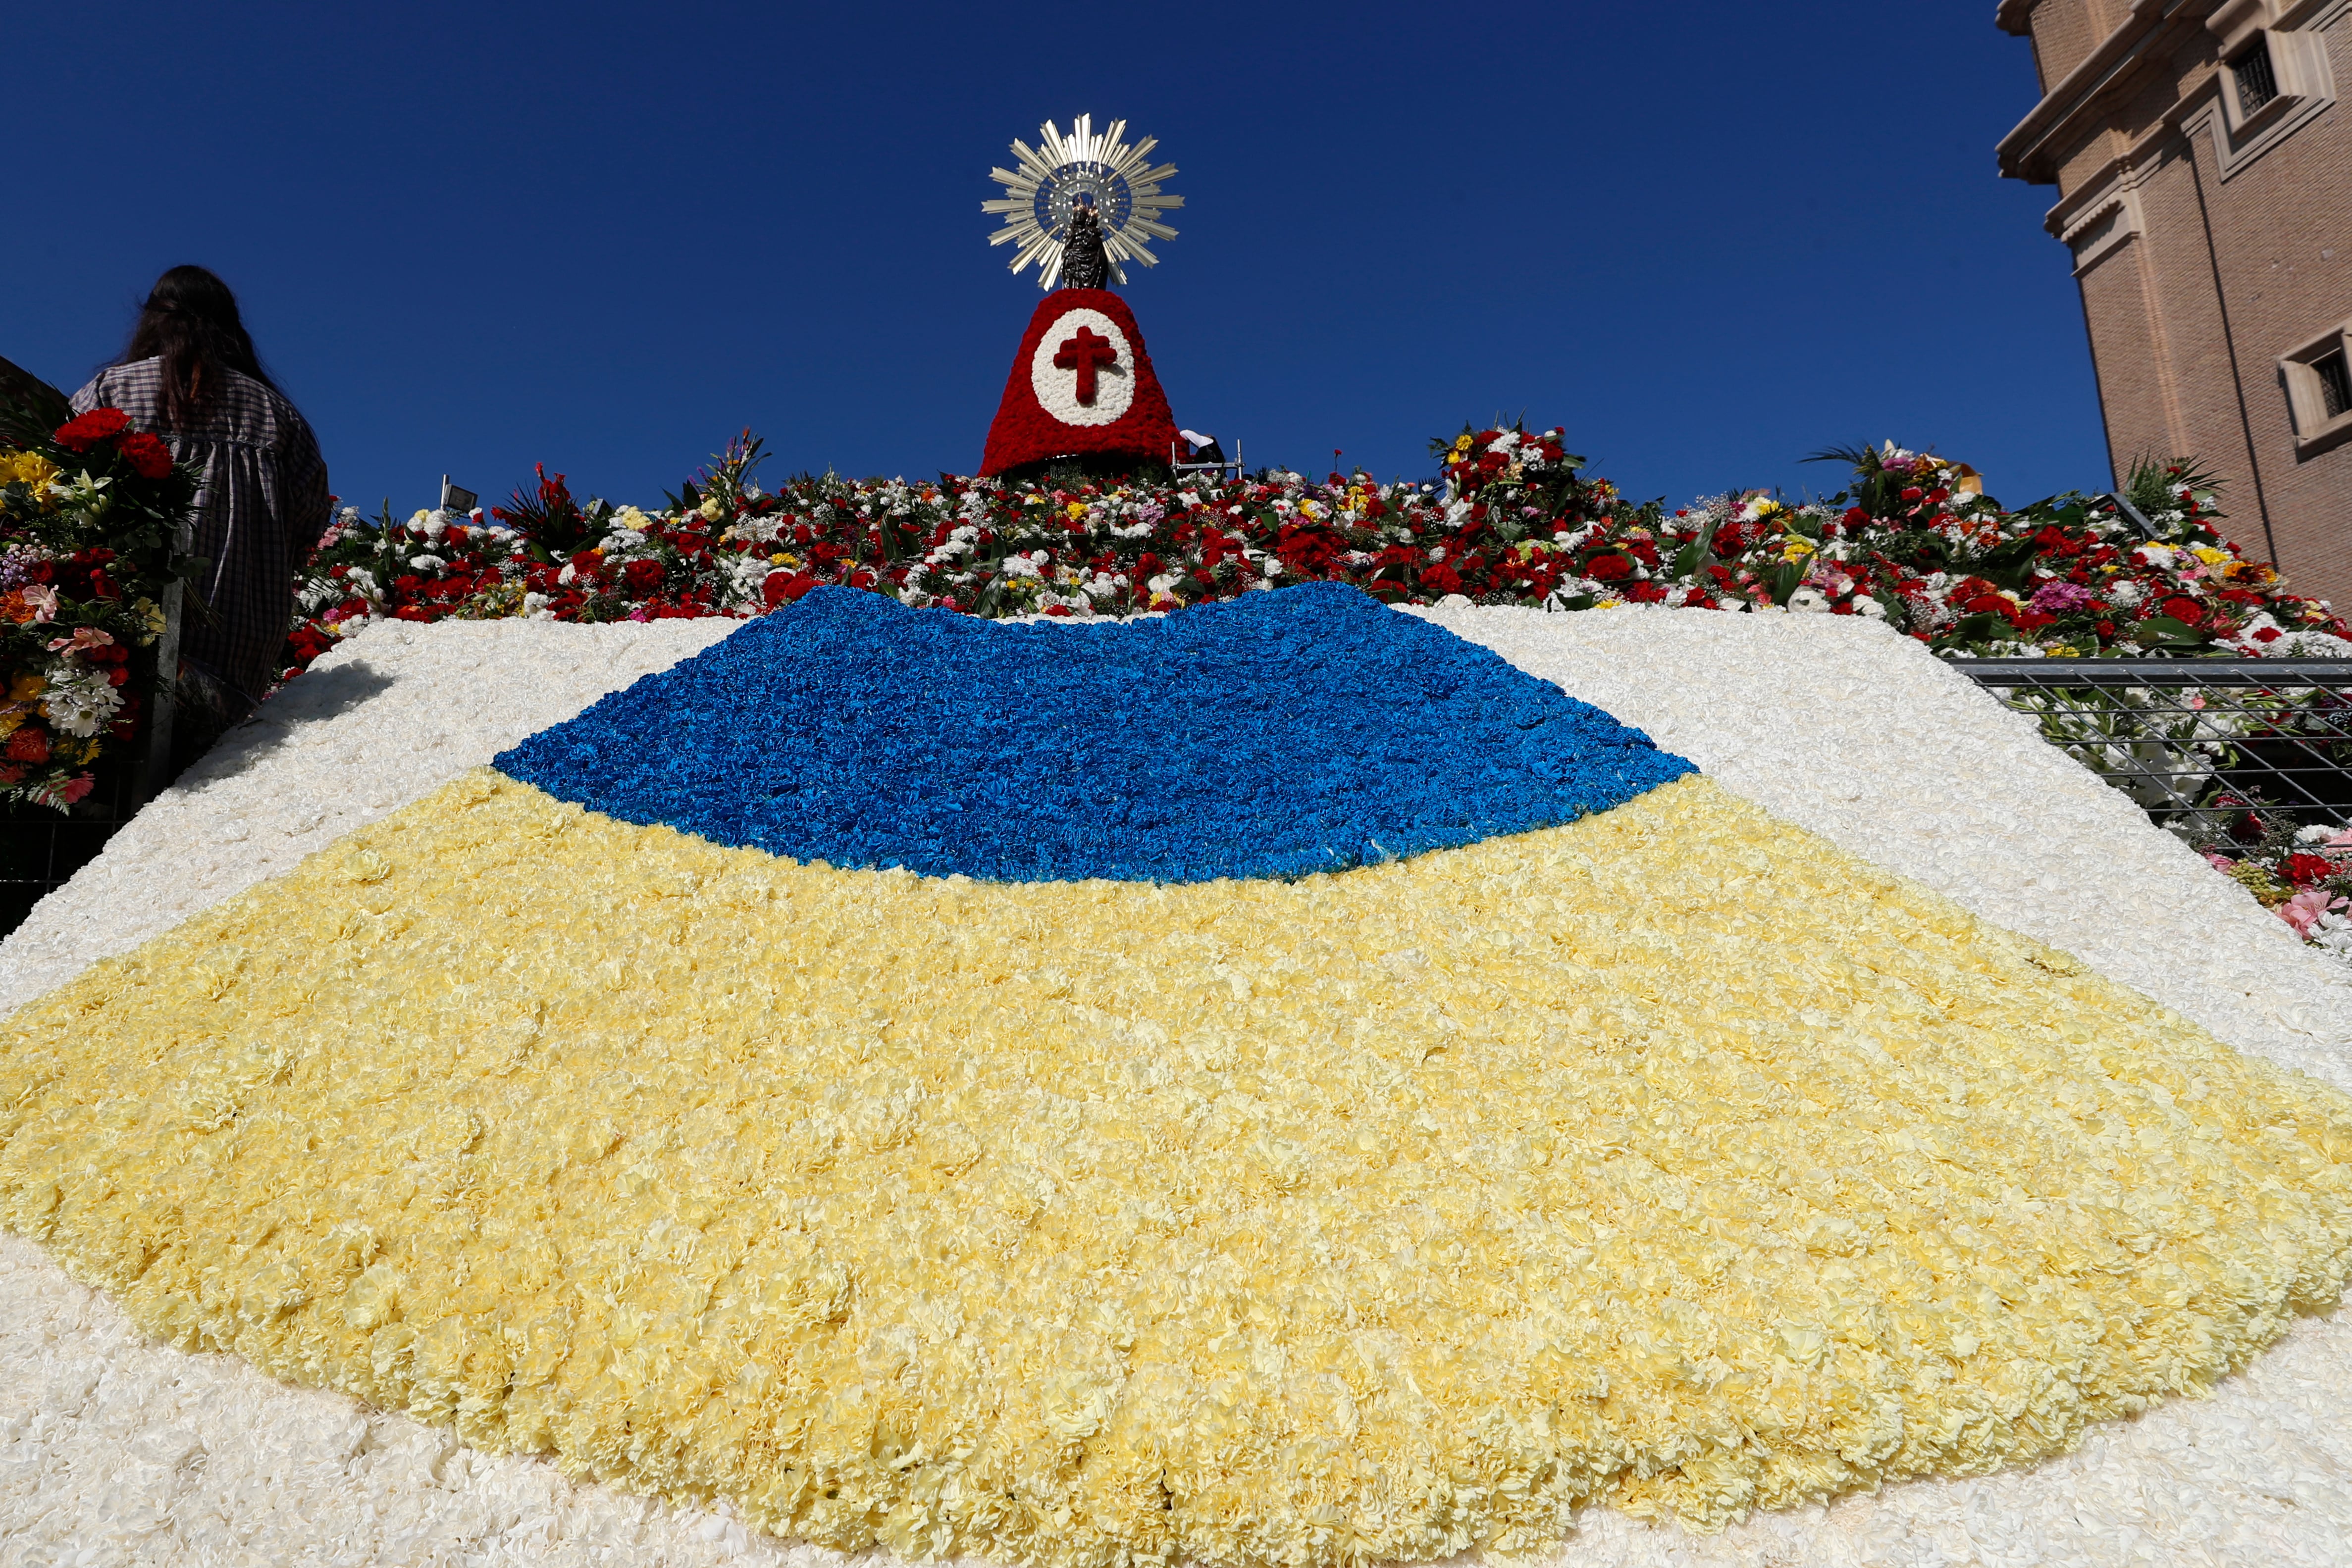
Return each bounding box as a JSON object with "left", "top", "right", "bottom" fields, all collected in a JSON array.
[{"left": 117, "top": 265, "right": 282, "bottom": 428}]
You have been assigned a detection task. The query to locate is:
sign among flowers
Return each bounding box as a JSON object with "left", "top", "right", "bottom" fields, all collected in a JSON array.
[{"left": 0, "top": 395, "right": 200, "bottom": 810}]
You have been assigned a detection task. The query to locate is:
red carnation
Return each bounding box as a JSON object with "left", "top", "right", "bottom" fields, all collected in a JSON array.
[
  {"left": 117, "top": 430, "right": 173, "bottom": 479},
  {"left": 53, "top": 407, "right": 130, "bottom": 451},
  {"left": 762, "top": 569, "right": 817, "bottom": 608},
  {"left": 2283, "top": 853, "right": 2336, "bottom": 886},
  {"left": 5, "top": 727, "right": 51, "bottom": 764},
  {"left": 1584, "top": 554, "right": 1634, "bottom": 582}
]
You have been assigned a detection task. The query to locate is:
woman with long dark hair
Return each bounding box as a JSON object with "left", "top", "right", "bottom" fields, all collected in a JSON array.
[{"left": 71, "top": 265, "right": 329, "bottom": 726}]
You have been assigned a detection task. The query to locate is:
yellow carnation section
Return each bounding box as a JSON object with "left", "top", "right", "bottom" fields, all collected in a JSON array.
[{"left": 4, "top": 770, "right": 2351, "bottom": 1566}]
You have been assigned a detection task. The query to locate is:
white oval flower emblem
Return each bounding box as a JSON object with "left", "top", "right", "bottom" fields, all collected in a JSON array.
[{"left": 1030, "top": 308, "right": 1135, "bottom": 427}]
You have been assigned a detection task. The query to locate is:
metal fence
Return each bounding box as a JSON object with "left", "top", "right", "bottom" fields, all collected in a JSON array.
[
  {"left": 1946, "top": 658, "right": 2352, "bottom": 833},
  {"left": 1, "top": 753, "right": 150, "bottom": 939}
]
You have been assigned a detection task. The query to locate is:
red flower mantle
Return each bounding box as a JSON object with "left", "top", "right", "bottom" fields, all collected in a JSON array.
[{"left": 980, "top": 289, "right": 1180, "bottom": 476}]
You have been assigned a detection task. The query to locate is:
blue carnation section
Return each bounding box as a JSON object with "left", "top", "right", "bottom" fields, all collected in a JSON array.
[{"left": 494, "top": 584, "right": 1696, "bottom": 883}]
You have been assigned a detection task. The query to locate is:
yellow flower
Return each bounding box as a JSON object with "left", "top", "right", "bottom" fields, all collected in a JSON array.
[
  {"left": 2192, "top": 547, "right": 2229, "bottom": 567},
  {"left": 2, "top": 449, "right": 59, "bottom": 494},
  {"left": 2226, "top": 861, "right": 2290, "bottom": 907},
  {"left": 1780, "top": 538, "right": 1816, "bottom": 561},
  {"left": 7, "top": 672, "right": 45, "bottom": 702},
  {"left": 1065, "top": 502, "right": 1088, "bottom": 520},
  {"left": 4, "top": 770, "right": 2349, "bottom": 1564}
]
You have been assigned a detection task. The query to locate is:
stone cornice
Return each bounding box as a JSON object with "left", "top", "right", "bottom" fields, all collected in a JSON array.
[
  {"left": 0, "top": 354, "right": 60, "bottom": 409},
  {"left": 1995, "top": 0, "right": 2037, "bottom": 37},
  {"left": 1996, "top": 0, "right": 2219, "bottom": 184}
]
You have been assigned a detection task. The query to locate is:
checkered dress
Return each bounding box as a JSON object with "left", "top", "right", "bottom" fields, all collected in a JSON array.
[{"left": 72, "top": 358, "right": 330, "bottom": 703}]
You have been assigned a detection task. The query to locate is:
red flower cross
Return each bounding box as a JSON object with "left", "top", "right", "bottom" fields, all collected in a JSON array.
[{"left": 1053, "top": 326, "right": 1118, "bottom": 405}]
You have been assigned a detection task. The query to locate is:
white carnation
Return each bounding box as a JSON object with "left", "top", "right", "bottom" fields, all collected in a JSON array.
[{"left": 40, "top": 664, "right": 122, "bottom": 738}]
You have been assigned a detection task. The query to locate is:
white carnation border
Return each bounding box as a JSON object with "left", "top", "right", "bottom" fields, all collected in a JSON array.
[
  {"left": 1028, "top": 307, "right": 1135, "bottom": 427},
  {"left": 4, "top": 607, "right": 2350, "bottom": 1565}
]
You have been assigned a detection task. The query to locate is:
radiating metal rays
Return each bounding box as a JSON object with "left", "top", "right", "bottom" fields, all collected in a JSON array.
[{"left": 985, "top": 114, "right": 1183, "bottom": 290}]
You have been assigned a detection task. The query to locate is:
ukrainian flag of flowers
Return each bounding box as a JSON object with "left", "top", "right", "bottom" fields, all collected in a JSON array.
[{"left": 3, "top": 584, "right": 2350, "bottom": 1568}]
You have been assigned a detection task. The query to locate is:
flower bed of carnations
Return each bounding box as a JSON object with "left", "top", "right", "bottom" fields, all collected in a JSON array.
[{"left": 4, "top": 597, "right": 2352, "bottom": 1567}]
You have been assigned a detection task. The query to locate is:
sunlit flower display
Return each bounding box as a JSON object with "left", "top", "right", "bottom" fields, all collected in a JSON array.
[{"left": 4, "top": 589, "right": 2350, "bottom": 1568}]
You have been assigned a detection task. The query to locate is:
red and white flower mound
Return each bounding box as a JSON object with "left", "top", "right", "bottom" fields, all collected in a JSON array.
[{"left": 980, "top": 289, "right": 1179, "bottom": 475}]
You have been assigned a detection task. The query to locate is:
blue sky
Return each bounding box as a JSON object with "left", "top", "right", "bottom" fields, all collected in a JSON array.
[{"left": 7, "top": 2, "right": 2097, "bottom": 515}]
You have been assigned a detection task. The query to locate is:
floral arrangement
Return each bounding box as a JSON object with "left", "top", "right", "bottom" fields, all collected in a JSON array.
[
  {"left": 272, "top": 428, "right": 2352, "bottom": 959},
  {"left": 493, "top": 584, "right": 1695, "bottom": 881},
  {"left": 2161, "top": 732, "right": 2352, "bottom": 954},
  {"left": 9, "top": 587, "right": 2352, "bottom": 1566},
  {"left": 978, "top": 290, "right": 1182, "bottom": 477},
  {"left": 282, "top": 431, "right": 2352, "bottom": 690},
  {"left": 0, "top": 396, "right": 199, "bottom": 810}
]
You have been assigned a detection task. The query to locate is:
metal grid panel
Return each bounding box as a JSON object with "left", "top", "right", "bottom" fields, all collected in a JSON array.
[
  {"left": 0, "top": 759, "right": 147, "bottom": 938},
  {"left": 1947, "top": 658, "right": 2352, "bottom": 831}
]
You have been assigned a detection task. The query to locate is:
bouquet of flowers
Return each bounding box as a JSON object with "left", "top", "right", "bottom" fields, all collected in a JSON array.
[
  {"left": 2184, "top": 794, "right": 2352, "bottom": 956},
  {"left": 0, "top": 394, "right": 200, "bottom": 810}
]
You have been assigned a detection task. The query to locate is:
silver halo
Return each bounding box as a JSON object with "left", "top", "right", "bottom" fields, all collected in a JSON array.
[{"left": 983, "top": 114, "right": 1183, "bottom": 290}]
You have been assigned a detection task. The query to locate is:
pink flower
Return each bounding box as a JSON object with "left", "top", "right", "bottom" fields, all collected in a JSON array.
[
  {"left": 60, "top": 774, "right": 96, "bottom": 805},
  {"left": 2205, "top": 852, "right": 2239, "bottom": 871},
  {"left": 2030, "top": 580, "right": 2095, "bottom": 613},
  {"left": 15, "top": 583, "right": 58, "bottom": 624},
  {"left": 46, "top": 627, "right": 115, "bottom": 654},
  {"left": 2279, "top": 886, "right": 2348, "bottom": 937}
]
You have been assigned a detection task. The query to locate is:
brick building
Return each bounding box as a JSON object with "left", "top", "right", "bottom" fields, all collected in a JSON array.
[{"left": 1997, "top": 0, "right": 2352, "bottom": 600}]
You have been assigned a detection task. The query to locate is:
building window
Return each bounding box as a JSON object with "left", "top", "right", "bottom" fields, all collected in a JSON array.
[
  {"left": 2281, "top": 324, "right": 2352, "bottom": 458},
  {"left": 2234, "top": 37, "right": 2281, "bottom": 116},
  {"left": 2321, "top": 351, "right": 2352, "bottom": 422}
]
